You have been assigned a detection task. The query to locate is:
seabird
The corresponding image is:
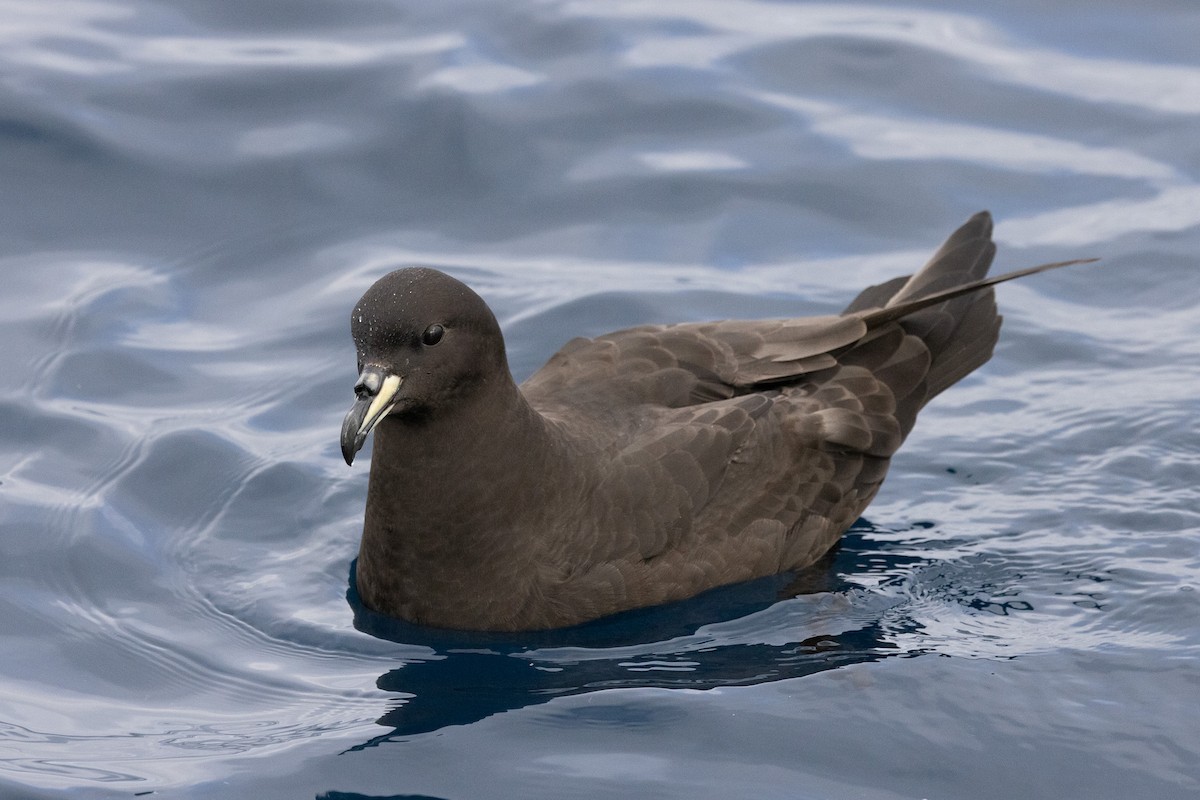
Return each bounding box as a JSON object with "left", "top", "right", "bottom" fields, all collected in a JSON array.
[{"left": 340, "top": 212, "right": 1092, "bottom": 631}]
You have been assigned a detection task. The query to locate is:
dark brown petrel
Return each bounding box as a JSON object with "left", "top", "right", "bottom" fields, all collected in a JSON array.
[{"left": 340, "top": 212, "right": 1093, "bottom": 631}]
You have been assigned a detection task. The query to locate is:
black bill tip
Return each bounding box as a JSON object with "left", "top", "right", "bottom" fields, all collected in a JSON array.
[{"left": 340, "top": 396, "right": 372, "bottom": 466}]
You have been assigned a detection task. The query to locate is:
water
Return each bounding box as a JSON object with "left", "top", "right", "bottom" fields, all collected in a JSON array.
[{"left": 2, "top": 1, "right": 1198, "bottom": 797}]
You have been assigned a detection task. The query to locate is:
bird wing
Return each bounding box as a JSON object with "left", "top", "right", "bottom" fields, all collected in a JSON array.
[
  {"left": 521, "top": 211, "right": 1094, "bottom": 585},
  {"left": 520, "top": 313, "right": 868, "bottom": 411},
  {"left": 558, "top": 381, "right": 894, "bottom": 606}
]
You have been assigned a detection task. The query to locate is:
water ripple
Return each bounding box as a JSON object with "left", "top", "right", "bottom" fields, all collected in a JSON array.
[
  {"left": 1, "top": 0, "right": 1198, "bottom": 796},
  {"left": 567, "top": 0, "right": 1200, "bottom": 114}
]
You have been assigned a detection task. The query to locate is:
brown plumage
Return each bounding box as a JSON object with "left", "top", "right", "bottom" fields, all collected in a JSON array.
[{"left": 340, "top": 211, "right": 1093, "bottom": 631}]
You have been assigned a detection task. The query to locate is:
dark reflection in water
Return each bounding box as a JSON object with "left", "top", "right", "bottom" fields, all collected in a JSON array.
[{"left": 347, "top": 525, "right": 927, "bottom": 744}]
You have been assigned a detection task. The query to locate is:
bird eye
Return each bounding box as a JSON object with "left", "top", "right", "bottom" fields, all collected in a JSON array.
[{"left": 421, "top": 324, "right": 445, "bottom": 346}]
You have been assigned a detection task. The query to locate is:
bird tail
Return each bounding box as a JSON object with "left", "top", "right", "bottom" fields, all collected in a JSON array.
[{"left": 840, "top": 211, "right": 1095, "bottom": 432}]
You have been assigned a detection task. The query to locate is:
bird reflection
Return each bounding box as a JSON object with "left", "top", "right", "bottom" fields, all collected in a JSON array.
[{"left": 346, "top": 521, "right": 927, "bottom": 747}]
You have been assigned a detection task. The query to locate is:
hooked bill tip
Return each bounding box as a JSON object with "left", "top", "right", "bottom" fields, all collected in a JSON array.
[{"left": 340, "top": 397, "right": 371, "bottom": 466}]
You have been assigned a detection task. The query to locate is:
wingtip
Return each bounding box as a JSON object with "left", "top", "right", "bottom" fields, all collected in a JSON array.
[
  {"left": 964, "top": 210, "right": 993, "bottom": 236},
  {"left": 859, "top": 255, "right": 1100, "bottom": 328}
]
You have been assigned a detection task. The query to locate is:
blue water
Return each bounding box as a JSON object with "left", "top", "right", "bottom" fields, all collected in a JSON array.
[{"left": 2, "top": 1, "right": 1198, "bottom": 797}]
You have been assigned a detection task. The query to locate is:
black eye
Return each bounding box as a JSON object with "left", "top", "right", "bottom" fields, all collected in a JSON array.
[{"left": 421, "top": 324, "right": 445, "bottom": 346}]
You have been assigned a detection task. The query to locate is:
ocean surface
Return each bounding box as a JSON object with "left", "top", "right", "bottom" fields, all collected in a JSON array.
[{"left": 1, "top": 1, "right": 1198, "bottom": 798}]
